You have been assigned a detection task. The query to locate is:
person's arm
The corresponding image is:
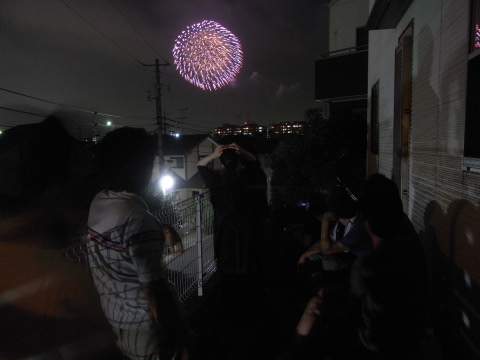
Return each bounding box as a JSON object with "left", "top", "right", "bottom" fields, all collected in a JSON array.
[
  {"left": 296, "top": 288, "right": 324, "bottom": 336},
  {"left": 298, "top": 240, "right": 323, "bottom": 264},
  {"left": 320, "top": 214, "right": 349, "bottom": 254},
  {"left": 197, "top": 145, "right": 225, "bottom": 167},
  {"left": 162, "top": 223, "right": 185, "bottom": 255},
  {"left": 141, "top": 280, "right": 191, "bottom": 358},
  {"left": 322, "top": 241, "right": 348, "bottom": 254}
]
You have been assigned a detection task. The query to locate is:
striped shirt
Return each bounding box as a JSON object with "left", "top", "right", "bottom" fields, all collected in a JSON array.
[{"left": 87, "top": 190, "right": 166, "bottom": 330}]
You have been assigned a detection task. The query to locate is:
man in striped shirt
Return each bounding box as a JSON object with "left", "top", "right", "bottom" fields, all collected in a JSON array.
[{"left": 87, "top": 127, "right": 190, "bottom": 360}]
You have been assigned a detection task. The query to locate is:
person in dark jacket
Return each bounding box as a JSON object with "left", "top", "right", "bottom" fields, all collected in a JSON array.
[
  {"left": 351, "top": 173, "right": 427, "bottom": 359},
  {"left": 197, "top": 141, "right": 269, "bottom": 276}
]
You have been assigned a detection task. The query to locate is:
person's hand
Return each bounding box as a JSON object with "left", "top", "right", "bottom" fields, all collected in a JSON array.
[
  {"left": 304, "top": 289, "right": 324, "bottom": 317},
  {"left": 163, "top": 224, "right": 185, "bottom": 255},
  {"left": 228, "top": 142, "right": 257, "bottom": 162},
  {"left": 227, "top": 142, "right": 241, "bottom": 152},
  {"left": 296, "top": 289, "right": 324, "bottom": 336},
  {"left": 212, "top": 145, "right": 227, "bottom": 158},
  {"left": 298, "top": 252, "right": 309, "bottom": 265}
]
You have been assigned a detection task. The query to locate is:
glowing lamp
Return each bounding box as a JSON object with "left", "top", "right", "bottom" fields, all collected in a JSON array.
[{"left": 159, "top": 175, "right": 174, "bottom": 193}]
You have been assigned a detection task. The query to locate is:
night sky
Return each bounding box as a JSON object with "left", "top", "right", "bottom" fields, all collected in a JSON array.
[{"left": 0, "top": 0, "right": 329, "bottom": 138}]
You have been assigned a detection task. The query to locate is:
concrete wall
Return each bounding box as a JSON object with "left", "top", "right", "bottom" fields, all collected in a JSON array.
[{"left": 329, "top": 0, "right": 369, "bottom": 52}]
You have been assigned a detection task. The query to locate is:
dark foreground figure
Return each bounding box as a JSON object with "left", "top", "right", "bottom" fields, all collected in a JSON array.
[{"left": 279, "top": 174, "right": 428, "bottom": 360}]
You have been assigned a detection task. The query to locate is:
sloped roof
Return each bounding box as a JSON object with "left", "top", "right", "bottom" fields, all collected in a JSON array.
[
  {"left": 162, "top": 134, "right": 216, "bottom": 156},
  {"left": 184, "top": 171, "right": 205, "bottom": 189},
  {"left": 168, "top": 170, "right": 187, "bottom": 189}
]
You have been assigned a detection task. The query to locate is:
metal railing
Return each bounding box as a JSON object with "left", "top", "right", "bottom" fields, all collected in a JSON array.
[
  {"left": 63, "top": 192, "right": 216, "bottom": 303},
  {"left": 152, "top": 192, "right": 216, "bottom": 301}
]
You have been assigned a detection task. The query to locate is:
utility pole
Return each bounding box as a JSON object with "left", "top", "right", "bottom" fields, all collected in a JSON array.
[
  {"left": 177, "top": 107, "right": 188, "bottom": 134},
  {"left": 144, "top": 59, "right": 170, "bottom": 176}
]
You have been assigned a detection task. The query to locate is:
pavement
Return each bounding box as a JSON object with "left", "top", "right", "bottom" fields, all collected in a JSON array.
[{"left": 186, "top": 262, "right": 312, "bottom": 360}]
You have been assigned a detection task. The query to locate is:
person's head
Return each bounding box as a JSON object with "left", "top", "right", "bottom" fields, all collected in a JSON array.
[
  {"left": 359, "top": 173, "right": 404, "bottom": 240},
  {"left": 219, "top": 135, "right": 258, "bottom": 166},
  {"left": 328, "top": 190, "right": 358, "bottom": 219},
  {"left": 96, "top": 127, "right": 156, "bottom": 193},
  {"left": 219, "top": 148, "right": 241, "bottom": 174}
]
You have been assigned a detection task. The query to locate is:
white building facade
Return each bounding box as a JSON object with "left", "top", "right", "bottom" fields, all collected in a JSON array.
[{"left": 366, "top": 0, "right": 480, "bottom": 356}]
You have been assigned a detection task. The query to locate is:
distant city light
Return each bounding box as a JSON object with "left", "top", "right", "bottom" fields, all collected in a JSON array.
[{"left": 172, "top": 20, "right": 243, "bottom": 91}]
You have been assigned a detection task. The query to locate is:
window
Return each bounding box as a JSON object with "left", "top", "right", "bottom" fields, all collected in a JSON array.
[
  {"left": 464, "top": 0, "right": 480, "bottom": 168},
  {"left": 370, "top": 81, "right": 380, "bottom": 155},
  {"left": 170, "top": 157, "right": 184, "bottom": 168}
]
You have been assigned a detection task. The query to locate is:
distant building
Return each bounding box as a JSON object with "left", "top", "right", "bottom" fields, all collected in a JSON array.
[
  {"left": 215, "top": 121, "right": 306, "bottom": 138},
  {"left": 269, "top": 121, "right": 306, "bottom": 136},
  {"left": 214, "top": 123, "right": 267, "bottom": 137}
]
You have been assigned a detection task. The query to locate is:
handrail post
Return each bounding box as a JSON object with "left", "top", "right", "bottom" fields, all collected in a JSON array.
[{"left": 195, "top": 193, "right": 204, "bottom": 296}]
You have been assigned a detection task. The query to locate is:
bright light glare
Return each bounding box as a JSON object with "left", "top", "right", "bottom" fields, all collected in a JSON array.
[
  {"left": 107, "top": 121, "right": 112, "bottom": 126},
  {"left": 174, "top": 133, "right": 180, "bottom": 138},
  {"left": 159, "top": 175, "right": 174, "bottom": 193}
]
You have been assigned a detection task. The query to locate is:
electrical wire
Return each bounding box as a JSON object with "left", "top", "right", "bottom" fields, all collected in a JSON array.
[
  {"left": 165, "top": 117, "right": 214, "bottom": 131},
  {"left": 0, "top": 87, "right": 154, "bottom": 120},
  {"left": 164, "top": 122, "right": 211, "bottom": 135},
  {"left": 165, "top": 119, "right": 212, "bottom": 131},
  {"left": 0, "top": 106, "right": 47, "bottom": 117},
  {"left": 57, "top": 0, "right": 146, "bottom": 66},
  {"left": 107, "top": 0, "right": 169, "bottom": 63}
]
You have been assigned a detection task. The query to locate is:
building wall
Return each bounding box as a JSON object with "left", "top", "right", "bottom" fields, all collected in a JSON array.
[
  {"left": 329, "top": 0, "right": 369, "bottom": 52},
  {"left": 193, "top": 137, "right": 218, "bottom": 172},
  {"left": 164, "top": 155, "right": 186, "bottom": 180},
  {"left": 368, "top": 0, "right": 480, "bottom": 356}
]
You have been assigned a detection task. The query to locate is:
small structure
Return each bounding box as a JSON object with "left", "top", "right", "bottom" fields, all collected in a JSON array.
[{"left": 152, "top": 134, "right": 219, "bottom": 202}]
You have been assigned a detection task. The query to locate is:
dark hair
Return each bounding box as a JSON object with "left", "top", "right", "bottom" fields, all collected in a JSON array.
[
  {"left": 219, "top": 135, "right": 258, "bottom": 165},
  {"left": 219, "top": 148, "right": 240, "bottom": 174},
  {"left": 359, "top": 173, "right": 404, "bottom": 239},
  {"left": 307, "top": 192, "right": 329, "bottom": 216},
  {"left": 96, "top": 127, "right": 156, "bottom": 193},
  {"left": 328, "top": 190, "right": 358, "bottom": 219}
]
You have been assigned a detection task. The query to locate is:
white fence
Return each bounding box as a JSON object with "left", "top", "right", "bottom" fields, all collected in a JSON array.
[
  {"left": 63, "top": 192, "right": 216, "bottom": 303},
  {"left": 152, "top": 192, "right": 216, "bottom": 301}
]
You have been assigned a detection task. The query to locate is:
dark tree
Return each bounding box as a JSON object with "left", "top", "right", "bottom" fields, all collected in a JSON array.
[{"left": 271, "top": 106, "right": 366, "bottom": 209}]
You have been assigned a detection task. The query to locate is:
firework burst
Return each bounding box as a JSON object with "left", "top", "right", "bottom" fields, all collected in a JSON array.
[{"left": 173, "top": 20, "right": 243, "bottom": 91}]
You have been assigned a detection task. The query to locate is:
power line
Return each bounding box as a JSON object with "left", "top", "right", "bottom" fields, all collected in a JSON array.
[
  {"left": 165, "top": 117, "right": 213, "bottom": 131},
  {"left": 57, "top": 0, "right": 145, "bottom": 66},
  {"left": 107, "top": 0, "right": 168, "bottom": 63},
  {"left": 0, "top": 87, "right": 154, "bottom": 120},
  {"left": 165, "top": 117, "right": 216, "bottom": 130},
  {"left": 164, "top": 122, "right": 211, "bottom": 135},
  {"left": 0, "top": 106, "right": 47, "bottom": 117}
]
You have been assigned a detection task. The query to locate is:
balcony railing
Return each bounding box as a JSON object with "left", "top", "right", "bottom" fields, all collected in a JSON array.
[{"left": 315, "top": 45, "right": 368, "bottom": 102}]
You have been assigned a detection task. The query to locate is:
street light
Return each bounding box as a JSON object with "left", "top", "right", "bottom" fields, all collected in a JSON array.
[
  {"left": 107, "top": 121, "right": 114, "bottom": 131},
  {"left": 159, "top": 174, "right": 174, "bottom": 194}
]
